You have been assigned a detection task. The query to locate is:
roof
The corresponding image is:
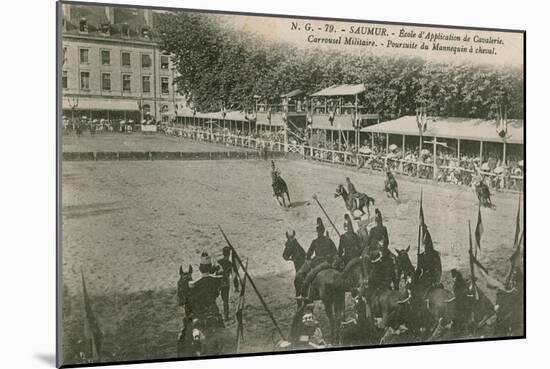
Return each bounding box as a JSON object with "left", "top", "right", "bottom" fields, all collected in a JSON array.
[
  {"left": 280, "top": 89, "right": 304, "bottom": 99},
  {"left": 362, "top": 116, "right": 524, "bottom": 144},
  {"left": 62, "top": 97, "right": 139, "bottom": 111},
  {"left": 310, "top": 84, "right": 366, "bottom": 97}
]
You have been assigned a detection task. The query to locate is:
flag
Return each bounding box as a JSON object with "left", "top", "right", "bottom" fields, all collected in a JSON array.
[
  {"left": 506, "top": 197, "right": 523, "bottom": 288},
  {"left": 513, "top": 195, "right": 521, "bottom": 247},
  {"left": 474, "top": 205, "right": 484, "bottom": 250},
  {"left": 81, "top": 270, "right": 103, "bottom": 361},
  {"left": 417, "top": 189, "right": 425, "bottom": 261}
]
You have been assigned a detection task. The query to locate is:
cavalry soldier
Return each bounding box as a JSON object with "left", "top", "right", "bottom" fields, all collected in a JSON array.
[
  {"left": 364, "top": 209, "right": 395, "bottom": 290},
  {"left": 188, "top": 252, "right": 224, "bottom": 328},
  {"left": 338, "top": 214, "right": 361, "bottom": 268},
  {"left": 364, "top": 208, "right": 389, "bottom": 256},
  {"left": 215, "top": 246, "right": 240, "bottom": 321},
  {"left": 271, "top": 160, "right": 281, "bottom": 197},
  {"left": 345, "top": 177, "right": 361, "bottom": 209},
  {"left": 449, "top": 269, "right": 474, "bottom": 333},
  {"left": 295, "top": 218, "right": 338, "bottom": 301},
  {"left": 415, "top": 224, "right": 442, "bottom": 288}
]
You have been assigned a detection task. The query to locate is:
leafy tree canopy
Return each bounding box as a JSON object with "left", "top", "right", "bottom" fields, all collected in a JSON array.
[{"left": 158, "top": 12, "right": 523, "bottom": 119}]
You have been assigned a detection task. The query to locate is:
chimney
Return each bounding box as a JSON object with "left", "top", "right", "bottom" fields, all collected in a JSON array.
[
  {"left": 62, "top": 4, "right": 71, "bottom": 21},
  {"left": 143, "top": 9, "right": 153, "bottom": 27},
  {"left": 105, "top": 6, "right": 115, "bottom": 24}
]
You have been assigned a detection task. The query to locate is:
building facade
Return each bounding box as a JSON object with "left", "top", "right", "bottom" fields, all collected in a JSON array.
[{"left": 61, "top": 3, "right": 186, "bottom": 123}]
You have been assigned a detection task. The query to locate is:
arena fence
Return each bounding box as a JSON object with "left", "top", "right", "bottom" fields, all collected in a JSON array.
[{"left": 167, "top": 128, "right": 523, "bottom": 193}]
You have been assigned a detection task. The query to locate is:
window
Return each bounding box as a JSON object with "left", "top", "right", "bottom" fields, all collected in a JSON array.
[
  {"left": 80, "top": 72, "right": 90, "bottom": 90},
  {"left": 161, "top": 77, "right": 169, "bottom": 94},
  {"left": 122, "top": 74, "right": 131, "bottom": 92},
  {"left": 161, "top": 55, "right": 169, "bottom": 70},
  {"left": 101, "top": 50, "right": 110, "bottom": 65},
  {"left": 142, "top": 76, "right": 151, "bottom": 93},
  {"left": 63, "top": 47, "right": 67, "bottom": 64},
  {"left": 121, "top": 23, "right": 130, "bottom": 38},
  {"left": 79, "top": 48, "right": 89, "bottom": 63},
  {"left": 121, "top": 52, "right": 131, "bottom": 67},
  {"left": 62, "top": 71, "right": 68, "bottom": 89},
  {"left": 101, "top": 23, "right": 110, "bottom": 35},
  {"left": 141, "top": 54, "right": 152, "bottom": 68},
  {"left": 79, "top": 18, "right": 88, "bottom": 33},
  {"left": 102, "top": 73, "right": 111, "bottom": 91}
]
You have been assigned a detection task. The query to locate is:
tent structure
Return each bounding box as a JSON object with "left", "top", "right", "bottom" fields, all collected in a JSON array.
[
  {"left": 310, "top": 84, "right": 366, "bottom": 97},
  {"left": 361, "top": 115, "right": 524, "bottom": 174},
  {"left": 362, "top": 115, "right": 524, "bottom": 144}
]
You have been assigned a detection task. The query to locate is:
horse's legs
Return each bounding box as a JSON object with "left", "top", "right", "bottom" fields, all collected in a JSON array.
[
  {"left": 286, "top": 191, "right": 291, "bottom": 207},
  {"left": 323, "top": 298, "right": 336, "bottom": 344}
]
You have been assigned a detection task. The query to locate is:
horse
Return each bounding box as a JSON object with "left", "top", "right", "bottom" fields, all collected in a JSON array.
[
  {"left": 176, "top": 265, "right": 231, "bottom": 356},
  {"left": 394, "top": 246, "right": 415, "bottom": 286},
  {"left": 494, "top": 287, "right": 523, "bottom": 337},
  {"left": 283, "top": 230, "right": 307, "bottom": 301},
  {"left": 281, "top": 232, "right": 345, "bottom": 343},
  {"left": 334, "top": 184, "right": 375, "bottom": 220},
  {"left": 384, "top": 175, "right": 399, "bottom": 201},
  {"left": 273, "top": 175, "right": 291, "bottom": 208},
  {"left": 407, "top": 274, "right": 456, "bottom": 335},
  {"left": 475, "top": 180, "right": 493, "bottom": 208},
  {"left": 358, "top": 252, "right": 411, "bottom": 330}
]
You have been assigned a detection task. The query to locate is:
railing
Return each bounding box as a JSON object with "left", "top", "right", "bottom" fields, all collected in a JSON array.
[
  {"left": 165, "top": 127, "right": 523, "bottom": 192},
  {"left": 165, "top": 127, "right": 286, "bottom": 153}
]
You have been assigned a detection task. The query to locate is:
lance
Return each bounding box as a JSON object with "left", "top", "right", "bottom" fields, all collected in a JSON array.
[
  {"left": 236, "top": 258, "right": 248, "bottom": 354},
  {"left": 312, "top": 193, "right": 341, "bottom": 238},
  {"left": 219, "top": 226, "right": 286, "bottom": 341}
]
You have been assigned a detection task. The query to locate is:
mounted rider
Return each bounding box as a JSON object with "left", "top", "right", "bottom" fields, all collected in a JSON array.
[
  {"left": 215, "top": 246, "right": 240, "bottom": 321},
  {"left": 271, "top": 160, "right": 282, "bottom": 196},
  {"left": 414, "top": 224, "right": 442, "bottom": 289},
  {"left": 346, "top": 177, "right": 361, "bottom": 209},
  {"left": 295, "top": 218, "right": 338, "bottom": 301},
  {"left": 364, "top": 209, "right": 394, "bottom": 290},
  {"left": 188, "top": 252, "right": 224, "bottom": 328},
  {"left": 338, "top": 214, "right": 362, "bottom": 268},
  {"left": 364, "top": 208, "right": 389, "bottom": 257}
]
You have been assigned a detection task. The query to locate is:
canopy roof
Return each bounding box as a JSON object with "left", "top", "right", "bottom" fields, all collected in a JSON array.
[
  {"left": 280, "top": 89, "right": 304, "bottom": 98},
  {"left": 311, "top": 84, "right": 366, "bottom": 97},
  {"left": 362, "top": 115, "right": 524, "bottom": 144},
  {"left": 62, "top": 97, "right": 138, "bottom": 111}
]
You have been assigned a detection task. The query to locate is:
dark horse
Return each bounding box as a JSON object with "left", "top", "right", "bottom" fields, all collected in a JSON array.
[
  {"left": 335, "top": 184, "right": 375, "bottom": 220},
  {"left": 475, "top": 180, "right": 493, "bottom": 208},
  {"left": 176, "top": 265, "right": 230, "bottom": 356},
  {"left": 282, "top": 231, "right": 345, "bottom": 342},
  {"left": 273, "top": 175, "right": 291, "bottom": 208},
  {"left": 384, "top": 173, "right": 399, "bottom": 200},
  {"left": 357, "top": 247, "right": 415, "bottom": 329}
]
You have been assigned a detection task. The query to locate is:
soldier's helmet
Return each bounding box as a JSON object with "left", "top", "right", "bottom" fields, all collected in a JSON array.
[
  {"left": 316, "top": 217, "right": 325, "bottom": 235},
  {"left": 374, "top": 208, "right": 383, "bottom": 224},
  {"left": 199, "top": 252, "right": 213, "bottom": 273}
]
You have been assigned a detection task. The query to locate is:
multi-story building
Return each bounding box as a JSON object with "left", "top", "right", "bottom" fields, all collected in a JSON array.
[{"left": 61, "top": 3, "right": 185, "bottom": 123}]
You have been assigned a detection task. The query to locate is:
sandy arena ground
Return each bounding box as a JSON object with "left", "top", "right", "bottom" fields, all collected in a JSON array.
[{"left": 61, "top": 151, "right": 523, "bottom": 364}]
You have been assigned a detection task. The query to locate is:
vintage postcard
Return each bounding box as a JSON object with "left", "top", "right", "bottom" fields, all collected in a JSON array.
[{"left": 57, "top": 1, "right": 524, "bottom": 367}]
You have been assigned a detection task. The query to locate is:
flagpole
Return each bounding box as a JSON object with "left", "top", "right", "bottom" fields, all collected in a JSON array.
[
  {"left": 236, "top": 258, "right": 248, "bottom": 354},
  {"left": 219, "top": 226, "right": 286, "bottom": 341},
  {"left": 417, "top": 188, "right": 423, "bottom": 266},
  {"left": 312, "top": 193, "right": 341, "bottom": 238},
  {"left": 468, "top": 221, "right": 478, "bottom": 301}
]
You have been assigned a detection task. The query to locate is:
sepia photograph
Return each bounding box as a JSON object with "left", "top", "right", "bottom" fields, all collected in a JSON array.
[{"left": 57, "top": 1, "right": 525, "bottom": 367}]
